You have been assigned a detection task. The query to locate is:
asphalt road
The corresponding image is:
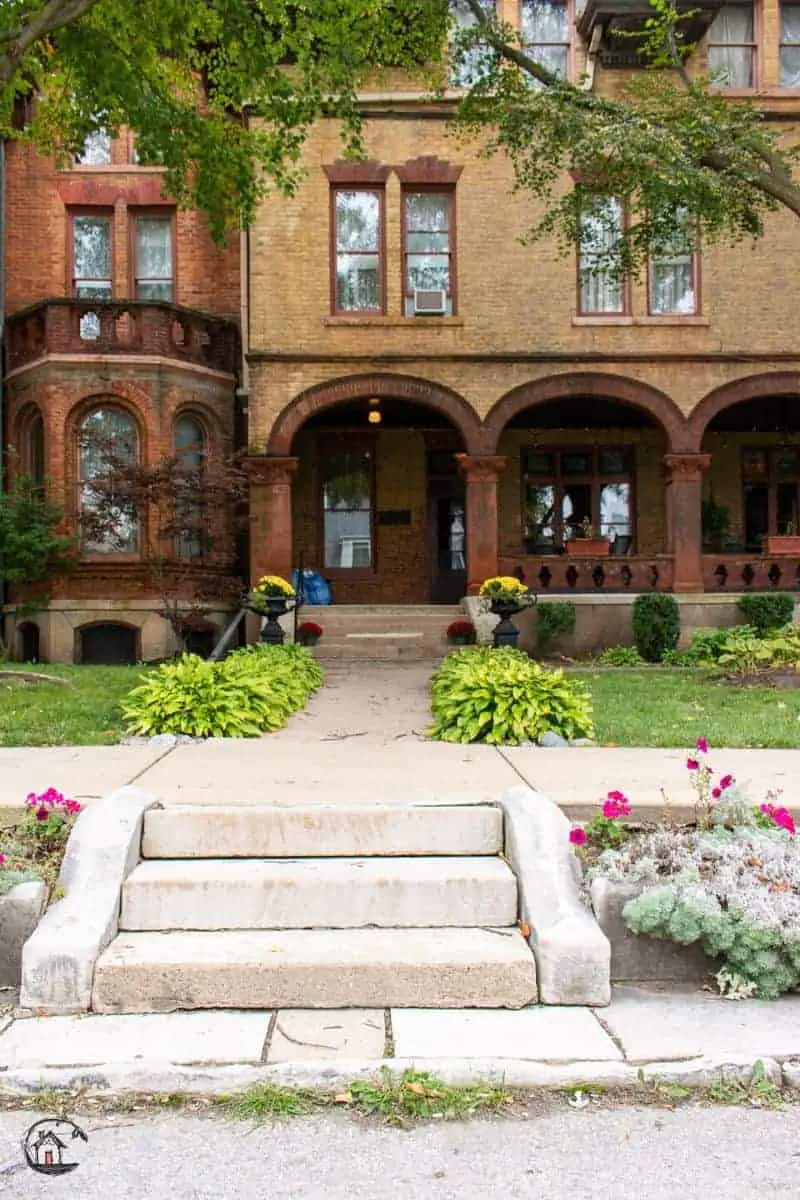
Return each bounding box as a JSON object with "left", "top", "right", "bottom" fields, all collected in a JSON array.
[{"left": 0, "top": 1104, "right": 797, "bottom": 1199}]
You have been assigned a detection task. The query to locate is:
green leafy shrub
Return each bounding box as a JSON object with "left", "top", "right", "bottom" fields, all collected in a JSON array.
[
  {"left": 429, "top": 647, "right": 594, "bottom": 746},
  {"left": 677, "top": 623, "right": 800, "bottom": 675},
  {"left": 632, "top": 594, "right": 680, "bottom": 663},
  {"left": 596, "top": 645, "right": 645, "bottom": 666},
  {"left": 737, "top": 593, "right": 795, "bottom": 636},
  {"left": 121, "top": 645, "right": 324, "bottom": 738},
  {"left": 535, "top": 601, "right": 576, "bottom": 653},
  {"left": 0, "top": 867, "right": 40, "bottom": 896},
  {"left": 670, "top": 625, "right": 739, "bottom": 666}
]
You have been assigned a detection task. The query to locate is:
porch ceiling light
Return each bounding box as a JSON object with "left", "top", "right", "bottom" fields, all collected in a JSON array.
[{"left": 368, "top": 410, "right": 382, "bottom": 424}]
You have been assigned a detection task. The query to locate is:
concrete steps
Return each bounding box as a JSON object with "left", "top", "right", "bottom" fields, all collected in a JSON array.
[
  {"left": 92, "top": 928, "right": 538, "bottom": 1012},
  {"left": 119, "top": 857, "right": 518, "bottom": 931},
  {"left": 91, "top": 802, "right": 538, "bottom": 1012},
  {"left": 300, "top": 605, "right": 464, "bottom": 661}
]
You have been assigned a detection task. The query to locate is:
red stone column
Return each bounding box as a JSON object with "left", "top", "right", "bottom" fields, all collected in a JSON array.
[
  {"left": 456, "top": 454, "right": 508, "bottom": 594},
  {"left": 664, "top": 453, "right": 711, "bottom": 593},
  {"left": 245, "top": 456, "right": 299, "bottom": 585}
]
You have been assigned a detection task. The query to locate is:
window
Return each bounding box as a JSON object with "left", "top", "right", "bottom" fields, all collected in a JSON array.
[
  {"left": 403, "top": 191, "right": 454, "bottom": 315},
  {"left": 578, "top": 197, "right": 625, "bottom": 315},
  {"left": 72, "top": 214, "right": 112, "bottom": 300},
  {"left": 332, "top": 190, "right": 383, "bottom": 314},
  {"left": 648, "top": 208, "right": 698, "bottom": 315},
  {"left": 19, "top": 406, "right": 45, "bottom": 487},
  {"left": 78, "top": 406, "right": 139, "bottom": 554},
  {"left": 174, "top": 413, "right": 207, "bottom": 559},
  {"left": 522, "top": 447, "right": 633, "bottom": 551},
  {"left": 742, "top": 446, "right": 800, "bottom": 550},
  {"left": 449, "top": 0, "right": 496, "bottom": 86},
  {"left": 781, "top": 2, "right": 800, "bottom": 85},
  {"left": 133, "top": 215, "right": 174, "bottom": 301},
  {"left": 521, "top": 0, "right": 570, "bottom": 79},
  {"left": 708, "top": 3, "right": 755, "bottom": 87},
  {"left": 322, "top": 445, "right": 374, "bottom": 569},
  {"left": 78, "top": 623, "right": 138, "bottom": 665},
  {"left": 75, "top": 130, "right": 112, "bottom": 166}
]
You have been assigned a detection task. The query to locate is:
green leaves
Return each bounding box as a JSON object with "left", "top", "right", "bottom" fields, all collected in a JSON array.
[
  {"left": 0, "top": 475, "right": 76, "bottom": 609},
  {"left": 429, "top": 646, "right": 594, "bottom": 746},
  {"left": 121, "top": 642, "right": 324, "bottom": 737}
]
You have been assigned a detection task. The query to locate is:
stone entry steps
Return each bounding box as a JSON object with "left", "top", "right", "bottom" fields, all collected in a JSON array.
[
  {"left": 91, "top": 803, "right": 538, "bottom": 1012},
  {"left": 300, "top": 605, "right": 464, "bottom": 661}
]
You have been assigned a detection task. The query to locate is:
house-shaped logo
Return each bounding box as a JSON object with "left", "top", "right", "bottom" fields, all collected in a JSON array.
[{"left": 23, "top": 1118, "right": 88, "bottom": 1175}]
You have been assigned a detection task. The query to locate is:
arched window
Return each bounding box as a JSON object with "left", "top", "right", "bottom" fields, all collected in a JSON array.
[
  {"left": 19, "top": 406, "right": 45, "bottom": 487},
  {"left": 78, "top": 405, "right": 139, "bottom": 554},
  {"left": 174, "top": 413, "right": 207, "bottom": 559}
]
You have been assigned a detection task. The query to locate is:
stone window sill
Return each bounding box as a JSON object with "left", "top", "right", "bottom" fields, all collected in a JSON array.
[
  {"left": 324, "top": 316, "right": 465, "bottom": 328},
  {"left": 571, "top": 315, "right": 710, "bottom": 327}
]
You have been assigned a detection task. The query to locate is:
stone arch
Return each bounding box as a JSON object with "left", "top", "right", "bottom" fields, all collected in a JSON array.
[
  {"left": 688, "top": 372, "right": 800, "bottom": 449},
  {"left": 483, "top": 372, "right": 690, "bottom": 453},
  {"left": 75, "top": 621, "right": 140, "bottom": 666},
  {"left": 267, "top": 372, "right": 487, "bottom": 455}
]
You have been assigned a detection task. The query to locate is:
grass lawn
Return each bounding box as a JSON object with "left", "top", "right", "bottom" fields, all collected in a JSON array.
[
  {"left": 576, "top": 669, "right": 800, "bottom": 748},
  {"left": 0, "top": 663, "right": 146, "bottom": 746}
]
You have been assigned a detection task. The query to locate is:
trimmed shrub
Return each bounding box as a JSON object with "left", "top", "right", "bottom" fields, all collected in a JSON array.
[
  {"left": 535, "top": 601, "right": 576, "bottom": 653},
  {"left": 121, "top": 645, "right": 323, "bottom": 738},
  {"left": 632, "top": 594, "right": 680, "bottom": 663},
  {"left": 737, "top": 593, "right": 795, "bottom": 636},
  {"left": 596, "top": 645, "right": 645, "bottom": 666},
  {"left": 429, "top": 647, "right": 594, "bottom": 746}
]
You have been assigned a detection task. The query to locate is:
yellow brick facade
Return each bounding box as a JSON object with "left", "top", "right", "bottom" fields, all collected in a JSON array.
[{"left": 246, "top": 0, "right": 800, "bottom": 601}]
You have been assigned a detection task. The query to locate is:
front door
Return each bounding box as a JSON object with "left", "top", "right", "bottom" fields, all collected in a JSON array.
[{"left": 429, "top": 477, "right": 467, "bottom": 603}]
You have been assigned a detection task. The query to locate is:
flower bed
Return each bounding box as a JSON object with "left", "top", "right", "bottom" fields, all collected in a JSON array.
[{"left": 571, "top": 743, "right": 800, "bottom": 998}]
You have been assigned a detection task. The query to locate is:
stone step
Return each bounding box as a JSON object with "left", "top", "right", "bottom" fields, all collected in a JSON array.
[
  {"left": 142, "top": 804, "right": 503, "bottom": 859},
  {"left": 311, "top": 642, "right": 447, "bottom": 662},
  {"left": 92, "top": 928, "right": 538, "bottom": 1011},
  {"left": 119, "top": 857, "right": 518, "bottom": 931}
]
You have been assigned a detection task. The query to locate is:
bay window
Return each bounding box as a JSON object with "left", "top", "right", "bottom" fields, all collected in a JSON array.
[
  {"left": 332, "top": 189, "right": 384, "bottom": 314},
  {"left": 174, "top": 414, "right": 208, "bottom": 559},
  {"left": 578, "top": 197, "right": 625, "bottom": 315},
  {"left": 403, "top": 191, "right": 454, "bottom": 315},
  {"left": 72, "top": 213, "right": 112, "bottom": 340},
  {"left": 522, "top": 447, "right": 634, "bottom": 551},
  {"left": 708, "top": 3, "right": 756, "bottom": 87},
  {"left": 133, "top": 215, "right": 174, "bottom": 301}
]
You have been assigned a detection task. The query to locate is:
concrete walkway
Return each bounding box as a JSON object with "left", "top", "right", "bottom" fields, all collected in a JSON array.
[
  {"left": 0, "top": 987, "right": 799, "bottom": 1095},
  {"left": 1, "top": 662, "right": 799, "bottom": 815}
]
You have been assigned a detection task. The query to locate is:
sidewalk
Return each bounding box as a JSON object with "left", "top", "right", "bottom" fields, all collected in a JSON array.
[{"left": 0, "top": 988, "right": 799, "bottom": 1096}]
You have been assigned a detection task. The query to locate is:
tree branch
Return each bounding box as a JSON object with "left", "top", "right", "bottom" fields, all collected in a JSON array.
[{"left": 0, "top": 0, "right": 102, "bottom": 84}]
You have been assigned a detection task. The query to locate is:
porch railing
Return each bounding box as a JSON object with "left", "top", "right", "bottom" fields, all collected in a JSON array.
[
  {"left": 498, "top": 554, "right": 675, "bottom": 593},
  {"left": 703, "top": 555, "right": 800, "bottom": 591}
]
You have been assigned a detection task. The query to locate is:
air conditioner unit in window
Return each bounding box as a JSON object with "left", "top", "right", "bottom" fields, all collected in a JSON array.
[{"left": 413, "top": 288, "right": 447, "bottom": 316}]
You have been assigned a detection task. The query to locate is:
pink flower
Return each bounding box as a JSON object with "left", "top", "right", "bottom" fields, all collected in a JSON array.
[
  {"left": 686, "top": 758, "right": 699, "bottom": 771},
  {"left": 712, "top": 788, "right": 721, "bottom": 799},
  {"left": 569, "top": 827, "right": 587, "bottom": 846},
  {"left": 0, "top": 854, "right": 5, "bottom": 867},
  {"left": 603, "top": 795, "right": 632, "bottom": 820},
  {"left": 65, "top": 800, "right": 81, "bottom": 815},
  {"left": 761, "top": 804, "right": 796, "bottom": 836},
  {"left": 719, "top": 775, "right": 734, "bottom": 791},
  {"left": 35, "top": 805, "right": 49, "bottom": 822},
  {"left": 696, "top": 738, "right": 709, "bottom": 754}
]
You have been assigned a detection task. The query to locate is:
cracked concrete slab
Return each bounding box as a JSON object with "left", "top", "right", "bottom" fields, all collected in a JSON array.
[
  {"left": 0, "top": 1011, "right": 272, "bottom": 1068},
  {"left": 268, "top": 1010, "right": 386, "bottom": 1062},
  {"left": 391, "top": 1007, "right": 622, "bottom": 1062},
  {"left": 603, "top": 987, "right": 800, "bottom": 1063}
]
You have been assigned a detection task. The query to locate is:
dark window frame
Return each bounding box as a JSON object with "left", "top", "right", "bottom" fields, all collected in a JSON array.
[
  {"left": 521, "top": 444, "right": 635, "bottom": 551},
  {"left": 316, "top": 433, "right": 378, "bottom": 577},
  {"left": 742, "top": 444, "right": 800, "bottom": 547}
]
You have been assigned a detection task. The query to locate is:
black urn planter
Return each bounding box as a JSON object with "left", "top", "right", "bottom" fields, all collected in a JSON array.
[
  {"left": 256, "top": 596, "right": 294, "bottom": 645},
  {"left": 489, "top": 599, "right": 525, "bottom": 649}
]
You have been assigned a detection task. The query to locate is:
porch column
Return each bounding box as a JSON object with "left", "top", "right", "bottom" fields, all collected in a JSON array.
[
  {"left": 664, "top": 453, "right": 711, "bottom": 593},
  {"left": 245, "top": 456, "right": 299, "bottom": 584},
  {"left": 456, "top": 454, "right": 508, "bottom": 594}
]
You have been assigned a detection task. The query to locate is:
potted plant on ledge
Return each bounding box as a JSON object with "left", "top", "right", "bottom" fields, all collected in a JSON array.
[
  {"left": 248, "top": 574, "right": 296, "bottom": 645},
  {"left": 764, "top": 522, "right": 800, "bottom": 555},
  {"left": 446, "top": 619, "right": 476, "bottom": 647},
  {"left": 479, "top": 576, "right": 535, "bottom": 649},
  {"left": 565, "top": 517, "right": 611, "bottom": 558}
]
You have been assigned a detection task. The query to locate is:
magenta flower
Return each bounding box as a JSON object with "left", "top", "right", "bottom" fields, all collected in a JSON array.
[
  {"left": 603, "top": 795, "right": 632, "bottom": 820},
  {"left": 65, "top": 800, "right": 82, "bottom": 815},
  {"left": 569, "top": 827, "right": 588, "bottom": 846},
  {"left": 761, "top": 804, "right": 796, "bottom": 836},
  {"left": 719, "top": 774, "right": 734, "bottom": 790},
  {"left": 686, "top": 758, "right": 699, "bottom": 771},
  {"left": 35, "top": 805, "right": 49, "bottom": 822},
  {"left": 0, "top": 854, "right": 5, "bottom": 866},
  {"left": 696, "top": 737, "right": 709, "bottom": 754},
  {"left": 712, "top": 787, "right": 721, "bottom": 799},
  {"left": 607, "top": 789, "right": 627, "bottom": 803}
]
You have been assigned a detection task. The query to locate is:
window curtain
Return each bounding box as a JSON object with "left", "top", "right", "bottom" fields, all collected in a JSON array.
[
  {"left": 708, "top": 5, "right": 754, "bottom": 87},
  {"left": 522, "top": 0, "right": 569, "bottom": 77},
  {"left": 579, "top": 198, "right": 624, "bottom": 313},
  {"left": 135, "top": 219, "right": 173, "bottom": 300},
  {"left": 781, "top": 4, "right": 800, "bottom": 85},
  {"left": 649, "top": 209, "right": 696, "bottom": 314}
]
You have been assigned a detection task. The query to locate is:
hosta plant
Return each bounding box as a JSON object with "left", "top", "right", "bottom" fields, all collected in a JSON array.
[
  {"left": 429, "top": 647, "right": 594, "bottom": 746},
  {"left": 121, "top": 644, "right": 323, "bottom": 738},
  {"left": 575, "top": 741, "right": 800, "bottom": 998}
]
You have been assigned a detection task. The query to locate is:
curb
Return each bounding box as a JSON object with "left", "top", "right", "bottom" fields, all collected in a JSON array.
[{"left": 0, "top": 1055, "right": 794, "bottom": 1098}]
